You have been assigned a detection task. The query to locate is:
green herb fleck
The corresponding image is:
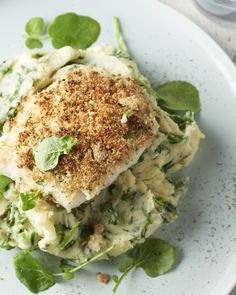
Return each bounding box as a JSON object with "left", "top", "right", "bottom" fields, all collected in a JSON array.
[
  {"left": 170, "top": 111, "right": 193, "bottom": 128},
  {"left": 0, "top": 175, "right": 13, "bottom": 194},
  {"left": 154, "top": 198, "right": 177, "bottom": 224},
  {"left": 7, "top": 106, "right": 19, "bottom": 118},
  {"left": 123, "top": 110, "right": 133, "bottom": 118},
  {"left": 162, "top": 161, "right": 173, "bottom": 173},
  {"left": 34, "top": 135, "right": 77, "bottom": 172},
  {"left": 100, "top": 202, "right": 119, "bottom": 225},
  {"left": 20, "top": 191, "right": 40, "bottom": 211},
  {"left": 141, "top": 213, "right": 152, "bottom": 238},
  {"left": 59, "top": 221, "right": 80, "bottom": 250},
  {"left": 167, "top": 133, "right": 186, "bottom": 144},
  {"left": 0, "top": 238, "right": 14, "bottom": 250},
  {"left": 0, "top": 122, "right": 3, "bottom": 136}
]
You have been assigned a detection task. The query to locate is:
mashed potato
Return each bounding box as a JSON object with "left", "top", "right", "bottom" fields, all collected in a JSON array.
[{"left": 0, "top": 45, "right": 203, "bottom": 261}]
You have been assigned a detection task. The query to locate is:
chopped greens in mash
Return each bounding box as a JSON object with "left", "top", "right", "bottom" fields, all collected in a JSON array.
[{"left": 0, "top": 16, "right": 204, "bottom": 294}]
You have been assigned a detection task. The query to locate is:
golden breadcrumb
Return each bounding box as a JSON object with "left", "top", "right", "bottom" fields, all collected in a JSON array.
[{"left": 15, "top": 67, "right": 158, "bottom": 192}]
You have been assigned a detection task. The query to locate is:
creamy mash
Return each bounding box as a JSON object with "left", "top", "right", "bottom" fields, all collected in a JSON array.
[{"left": 0, "top": 45, "right": 204, "bottom": 261}]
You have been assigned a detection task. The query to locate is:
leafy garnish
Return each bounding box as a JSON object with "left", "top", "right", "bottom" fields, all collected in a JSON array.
[
  {"left": 25, "top": 17, "right": 46, "bottom": 37},
  {"left": 25, "top": 38, "right": 43, "bottom": 49},
  {"left": 0, "top": 175, "right": 13, "bottom": 194},
  {"left": 113, "top": 17, "right": 131, "bottom": 58},
  {"left": 24, "top": 17, "right": 47, "bottom": 49},
  {"left": 48, "top": 12, "right": 100, "bottom": 49},
  {"left": 59, "top": 221, "right": 80, "bottom": 250},
  {"left": 13, "top": 250, "right": 55, "bottom": 293},
  {"left": 14, "top": 246, "right": 113, "bottom": 293},
  {"left": 156, "top": 81, "right": 200, "bottom": 112},
  {"left": 112, "top": 238, "right": 176, "bottom": 293},
  {"left": 20, "top": 191, "right": 40, "bottom": 211},
  {"left": 34, "top": 136, "right": 77, "bottom": 172}
]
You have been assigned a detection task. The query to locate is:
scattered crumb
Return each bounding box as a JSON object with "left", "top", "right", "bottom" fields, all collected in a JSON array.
[{"left": 96, "top": 272, "right": 110, "bottom": 284}]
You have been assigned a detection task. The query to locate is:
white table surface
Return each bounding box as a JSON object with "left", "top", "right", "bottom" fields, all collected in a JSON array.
[{"left": 158, "top": 1, "right": 236, "bottom": 294}]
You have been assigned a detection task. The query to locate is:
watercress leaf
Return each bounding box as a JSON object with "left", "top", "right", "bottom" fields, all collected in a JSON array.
[
  {"left": 128, "top": 238, "right": 176, "bottom": 277},
  {"left": 118, "top": 257, "right": 133, "bottom": 273},
  {"left": 20, "top": 191, "right": 40, "bottom": 211},
  {"left": 0, "top": 175, "right": 13, "bottom": 194},
  {"left": 34, "top": 135, "right": 77, "bottom": 172},
  {"left": 25, "top": 17, "right": 46, "bottom": 37},
  {"left": 13, "top": 250, "right": 55, "bottom": 293},
  {"left": 113, "top": 17, "right": 130, "bottom": 58},
  {"left": 25, "top": 38, "right": 43, "bottom": 49},
  {"left": 112, "top": 274, "right": 119, "bottom": 283},
  {"left": 48, "top": 12, "right": 100, "bottom": 49},
  {"left": 156, "top": 81, "right": 200, "bottom": 112},
  {"left": 59, "top": 221, "right": 80, "bottom": 250}
]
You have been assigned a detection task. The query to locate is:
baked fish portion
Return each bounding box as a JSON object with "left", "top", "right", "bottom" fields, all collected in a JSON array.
[{"left": 0, "top": 63, "right": 158, "bottom": 211}]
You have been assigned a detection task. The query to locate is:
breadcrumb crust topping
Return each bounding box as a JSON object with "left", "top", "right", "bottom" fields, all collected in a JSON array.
[{"left": 16, "top": 67, "right": 158, "bottom": 191}]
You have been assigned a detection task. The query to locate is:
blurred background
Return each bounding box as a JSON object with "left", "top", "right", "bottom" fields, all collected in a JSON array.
[{"left": 159, "top": 0, "right": 236, "bottom": 62}]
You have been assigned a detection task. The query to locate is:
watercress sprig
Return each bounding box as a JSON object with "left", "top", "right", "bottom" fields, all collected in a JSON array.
[
  {"left": 113, "top": 17, "right": 131, "bottom": 59},
  {"left": 112, "top": 238, "right": 176, "bottom": 293},
  {"left": 25, "top": 17, "right": 48, "bottom": 49},
  {"left": 24, "top": 13, "right": 100, "bottom": 50},
  {"left": 13, "top": 246, "right": 113, "bottom": 293},
  {"left": 34, "top": 135, "right": 77, "bottom": 172}
]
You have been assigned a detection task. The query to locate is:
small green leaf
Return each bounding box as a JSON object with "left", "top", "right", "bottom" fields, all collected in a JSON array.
[
  {"left": 34, "top": 135, "right": 77, "bottom": 172},
  {"left": 25, "top": 38, "right": 43, "bottom": 49},
  {"left": 20, "top": 191, "right": 40, "bottom": 211},
  {"left": 112, "top": 274, "right": 119, "bottom": 283},
  {"left": 59, "top": 221, "right": 80, "bottom": 250},
  {"left": 118, "top": 257, "right": 133, "bottom": 273},
  {"left": 0, "top": 175, "right": 13, "bottom": 194},
  {"left": 48, "top": 12, "right": 100, "bottom": 49},
  {"left": 128, "top": 238, "right": 176, "bottom": 277},
  {"left": 13, "top": 250, "right": 55, "bottom": 293},
  {"left": 25, "top": 17, "right": 46, "bottom": 37},
  {"left": 156, "top": 81, "right": 200, "bottom": 112}
]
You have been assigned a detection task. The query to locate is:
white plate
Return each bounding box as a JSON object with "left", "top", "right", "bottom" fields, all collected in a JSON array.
[{"left": 1, "top": 0, "right": 236, "bottom": 294}]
